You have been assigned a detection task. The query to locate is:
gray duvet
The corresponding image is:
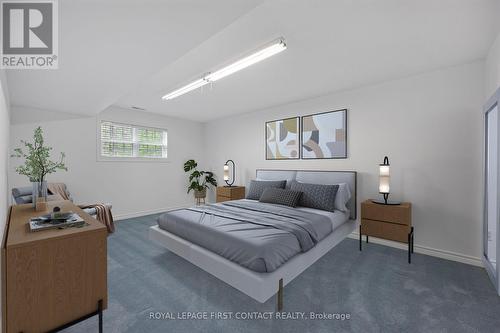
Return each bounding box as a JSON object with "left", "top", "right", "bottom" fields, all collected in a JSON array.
[{"left": 157, "top": 200, "right": 333, "bottom": 272}]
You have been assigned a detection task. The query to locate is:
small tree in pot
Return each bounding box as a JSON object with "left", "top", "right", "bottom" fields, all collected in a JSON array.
[
  {"left": 184, "top": 159, "right": 217, "bottom": 204},
  {"left": 11, "top": 126, "right": 68, "bottom": 208}
]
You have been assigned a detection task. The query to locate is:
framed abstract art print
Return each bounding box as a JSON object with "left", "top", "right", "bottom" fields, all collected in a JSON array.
[
  {"left": 265, "top": 117, "right": 300, "bottom": 160},
  {"left": 301, "top": 109, "right": 347, "bottom": 159}
]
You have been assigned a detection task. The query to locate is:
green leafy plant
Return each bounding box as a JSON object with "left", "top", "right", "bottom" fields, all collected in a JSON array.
[
  {"left": 11, "top": 127, "right": 68, "bottom": 185},
  {"left": 183, "top": 159, "right": 217, "bottom": 194}
]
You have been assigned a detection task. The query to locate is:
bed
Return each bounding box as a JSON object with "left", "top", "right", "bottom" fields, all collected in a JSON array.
[{"left": 149, "top": 169, "right": 357, "bottom": 309}]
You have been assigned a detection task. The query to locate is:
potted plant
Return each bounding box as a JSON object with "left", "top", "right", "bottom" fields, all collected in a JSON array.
[
  {"left": 11, "top": 127, "right": 68, "bottom": 208},
  {"left": 183, "top": 159, "right": 217, "bottom": 204}
]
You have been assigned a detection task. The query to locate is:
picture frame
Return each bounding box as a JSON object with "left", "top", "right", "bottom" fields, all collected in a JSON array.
[
  {"left": 301, "top": 109, "right": 347, "bottom": 159},
  {"left": 265, "top": 117, "right": 300, "bottom": 160}
]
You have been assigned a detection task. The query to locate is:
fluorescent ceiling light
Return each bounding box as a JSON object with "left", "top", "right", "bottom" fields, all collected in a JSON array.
[
  {"left": 205, "top": 39, "right": 286, "bottom": 82},
  {"left": 162, "top": 78, "right": 209, "bottom": 100},
  {"left": 162, "top": 38, "right": 287, "bottom": 101}
]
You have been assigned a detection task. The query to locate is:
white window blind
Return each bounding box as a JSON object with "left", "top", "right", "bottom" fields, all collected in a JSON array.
[{"left": 100, "top": 121, "right": 168, "bottom": 159}]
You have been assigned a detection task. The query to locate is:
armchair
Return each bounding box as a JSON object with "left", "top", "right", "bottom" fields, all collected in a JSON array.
[{"left": 11, "top": 184, "right": 112, "bottom": 218}]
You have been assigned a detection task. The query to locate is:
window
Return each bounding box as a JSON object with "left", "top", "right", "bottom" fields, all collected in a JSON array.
[{"left": 100, "top": 121, "right": 168, "bottom": 160}]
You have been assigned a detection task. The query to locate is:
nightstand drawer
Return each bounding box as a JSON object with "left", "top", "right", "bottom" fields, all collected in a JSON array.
[
  {"left": 217, "top": 186, "right": 245, "bottom": 198},
  {"left": 216, "top": 195, "right": 232, "bottom": 203},
  {"left": 361, "top": 219, "right": 411, "bottom": 243},
  {"left": 216, "top": 186, "right": 245, "bottom": 203},
  {"left": 361, "top": 202, "right": 411, "bottom": 225}
]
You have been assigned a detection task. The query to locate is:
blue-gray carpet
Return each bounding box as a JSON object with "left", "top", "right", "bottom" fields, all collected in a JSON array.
[{"left": 64, "top": 214, "right": 500, "bottom": 333}]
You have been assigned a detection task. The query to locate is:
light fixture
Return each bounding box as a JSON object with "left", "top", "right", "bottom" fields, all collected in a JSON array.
[
  {"left": 162, "top": 38, "right": 287, "bottom": 101},
  {"left": 224, "top": 160, "right": 235, "bottom": 187},
  {"left": 162, "top": 78, "right": 209, "bottom": 101},
  {"left": 373, "top": 156, "right": 401, "bottom": 205},
  {"left": 205, "top": 39, "right": 286, "bottom": 82}
]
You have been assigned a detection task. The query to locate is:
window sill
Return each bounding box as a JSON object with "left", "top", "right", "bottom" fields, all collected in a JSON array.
[{"left": 96, "top": 156, "right": 171, "bottom": 163}]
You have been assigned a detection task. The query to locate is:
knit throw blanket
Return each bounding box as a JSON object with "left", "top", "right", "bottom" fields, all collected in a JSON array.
[
  {"left": 47, "top": 183, "right": 115, "bottom": 234},
  {"left": 79, "top": 204, "right": 115, "bottom": 234},
  {"left": 47, "top": 183, "right": 71, "bottom": 200}
]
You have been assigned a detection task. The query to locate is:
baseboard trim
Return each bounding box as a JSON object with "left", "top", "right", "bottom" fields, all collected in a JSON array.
[
  {"left": 113, "top": 205, "right": 189, "bottom": 221},
  {"left": 349, "top": 232, "right": 483, "bottom": 267}
]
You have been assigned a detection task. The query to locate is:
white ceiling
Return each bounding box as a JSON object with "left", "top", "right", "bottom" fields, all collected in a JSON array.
[
  {"left": 7, "top": 0, "right": 500, "bottom": 122},
  {"left": 5, "top": 0, "right": 264, "bottom": 115}
]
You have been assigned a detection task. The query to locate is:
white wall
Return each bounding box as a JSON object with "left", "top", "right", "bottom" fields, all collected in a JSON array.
[
  {"left": 9, "top": 106, "right": 206, "bottom": 219},
  {"left": 0, "top": 70, "right": 8, "bottom": 333},
  {"left": 204, "top": 61, "right": 485, "bottom": 263},
  {"left": 0, "top": 71, "right": 10, "bottom": 239},
  {"left": 485, "top": 32, "right": 500, "bottom": 98}
]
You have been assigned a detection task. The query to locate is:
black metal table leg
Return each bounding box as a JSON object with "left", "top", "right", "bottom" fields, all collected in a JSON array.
[
  {"left": 366, "top": 235, "right": 369, "bottom": 243},
  {"left": 359, "top": 225, "right": 362, "bottom": 251},
  {"left": 411, "top": 227, "right": 414, "bottom": 253},
  {"left": 47, "top": 299, "right": 104, "bottom": 333},
  {"left": 98, "top": 299, "right": 103, "bottom": 333},
  {"left": 408, "top": 230, "right": 412, "bottom": 264}
]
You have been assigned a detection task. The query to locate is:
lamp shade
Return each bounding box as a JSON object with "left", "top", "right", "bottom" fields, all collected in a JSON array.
[
  {"left": 379, "top": 175, "right": 390, "bottom": 193},
  {"left": 223, "top": 160, "right": 235, "bottom": 186},
  {"left": 379, "top": 165, "right": 390, "bottom": 177},
  {"left": 379, "top": 156, "right": 390, "bottom": 194}
]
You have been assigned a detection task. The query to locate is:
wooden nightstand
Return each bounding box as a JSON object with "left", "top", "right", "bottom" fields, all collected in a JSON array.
[
  {"left": 360, "top": 200, "right": 414, "bottom": 263},
  {"left": 216, "top": 186, "right": 245, "bottom": 202}
]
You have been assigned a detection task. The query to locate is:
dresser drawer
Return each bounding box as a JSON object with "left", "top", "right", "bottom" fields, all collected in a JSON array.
[
  {"left": 361, "top": 202, "right": 411, "bottom": 225},
  {"left": 361, "top": 219, "right": 411, "bottom": 243}
]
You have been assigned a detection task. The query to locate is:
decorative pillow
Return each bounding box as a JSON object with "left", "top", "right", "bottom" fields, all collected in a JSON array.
[
  {"left": 259, "top": 188, "right": 302, "bottom": 207},
  {"left": 334, "top": 183, "right": 352, "bottom": 212},
  {"left": 246, "top": 180, "right": 286, "bottom": 200},
  {"left": 12, "top": 186, "right": 32, "bottom": 198},
  {"left": 290, "top": 180, "right": 339, "bottom": 212}
]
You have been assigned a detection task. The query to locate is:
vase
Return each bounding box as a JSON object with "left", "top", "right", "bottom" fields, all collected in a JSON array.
[{"left": 32, "top": 181, "right": 48, "bottom": 208}]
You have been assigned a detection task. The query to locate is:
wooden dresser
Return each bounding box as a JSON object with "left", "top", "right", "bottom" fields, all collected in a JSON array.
[
  {"left": 216, "top": 186, "right": 245, "bottom": 202},
  {"left": 1, "top": 201, "right": 107, "bottom": 333},
  {"left": 360, "top": 200, "right": 414, "bottom": 263}
]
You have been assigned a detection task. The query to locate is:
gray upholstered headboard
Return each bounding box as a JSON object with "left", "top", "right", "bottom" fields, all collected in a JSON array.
[{"left": 255, "top": 169, "right": 357, "bottom": 220}]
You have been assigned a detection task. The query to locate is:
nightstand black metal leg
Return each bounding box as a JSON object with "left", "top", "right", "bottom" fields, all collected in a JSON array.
[
  {"left": 411, "top": 227, "right": 414, "bottom": 253},
  {"left": 408, "top": 230, "right": 412, "bottom": 264},
  {"left": 359, "top": 225, "right": 362, "bottom": 251},
  {"left": 366, "top": 235, "right": 369, "bottom": 243}
]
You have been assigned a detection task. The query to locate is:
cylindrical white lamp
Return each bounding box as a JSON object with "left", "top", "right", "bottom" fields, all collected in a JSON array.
[
  {"left": 373, "top": 156, "right": 400, "bottom": 205},
  {"left": 379, "top": 159, "right": 390, "bottom": 196},
  {"left": 223, "top": 160, "right": 235, "bottom": 187}
]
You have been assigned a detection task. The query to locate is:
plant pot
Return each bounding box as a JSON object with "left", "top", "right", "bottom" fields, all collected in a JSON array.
[
  {"left": 194, "top": 189, "right": 206, "bottom": 199},
  {"left": 32, "top": 181, "right": 48, "bottom": 209}
]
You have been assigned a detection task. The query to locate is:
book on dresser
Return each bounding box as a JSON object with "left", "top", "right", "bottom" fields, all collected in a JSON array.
[{"left": 29, "top": 211, "right": 85, "bottom": 231}]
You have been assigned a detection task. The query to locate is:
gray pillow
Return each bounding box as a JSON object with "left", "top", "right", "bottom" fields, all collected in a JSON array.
[
  {"left": 15, "top": 195, "right": 33, "bottom": 205},
  {"left": 12, "top": 186, "right": 32, "bottom": 198},
  {"left": 246, "top": 180, "right": 286, "bottom": 200},
  {"left": 289, "top": 180, "right": 339, "bottom": 212},
  {"left": 259, "top": 188, "right": 302, "bottom": 207}
]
